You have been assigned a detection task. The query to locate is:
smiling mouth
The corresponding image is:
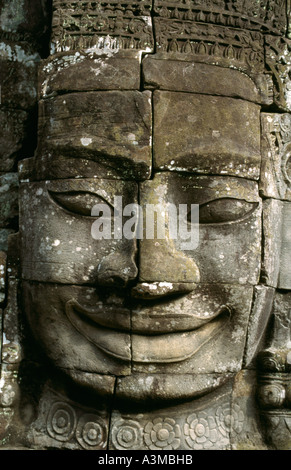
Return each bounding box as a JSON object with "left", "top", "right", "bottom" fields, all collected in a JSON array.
[{"left": 65, "top": 299, "right": 231, "bottom": 364}]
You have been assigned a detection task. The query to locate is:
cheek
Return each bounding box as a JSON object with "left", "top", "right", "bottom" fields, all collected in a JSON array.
[
  {"left": 21, "top": 282, "right": 131, "bottom": 376},
  {"left": 20, "top": 190, "right": 131, "bottom": 284},
  {"left": 177, "top": 209, "right": 262, "bottom": 285}
]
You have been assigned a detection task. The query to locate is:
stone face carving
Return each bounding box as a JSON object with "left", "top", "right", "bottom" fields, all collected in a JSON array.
[{"left": 0, "top": 0, "right": 291, "bottom": 451}]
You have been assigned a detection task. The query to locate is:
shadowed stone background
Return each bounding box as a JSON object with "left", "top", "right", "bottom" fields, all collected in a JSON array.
[{"left": 1, "top": 0, "right": 291, "bottom": 451}]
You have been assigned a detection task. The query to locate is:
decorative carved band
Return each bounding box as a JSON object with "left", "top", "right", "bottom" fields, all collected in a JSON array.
[
  {"left": 51, "top": 1, "right": 154, "bottom": 53},
  {"left": 50, "top": 0, "right": 287, "bottom": 54},
  {"left": 154, "top": 0, "right": 287, "bottom": 34},
  {"left": 154, "top": 21, "right": 264, "bottom": 73}
]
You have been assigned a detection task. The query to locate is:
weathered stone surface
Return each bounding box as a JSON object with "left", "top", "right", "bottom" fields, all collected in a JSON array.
[
  {"left": 153, "top": 91, "right": 261, "bottom": 179},
  {"left": 35, "top": 91, "right": 152, "bottom": 181},
  {"left": 153, "top": 0, "right": 287, "bottom": 56},
  {"left": 0, "top": 0, "right": 51, "bottom": 48},
  {"left": 265, "top": 36, "right": 291, "bottom": 112},
  {"left": 20, "top": 178, "right": 138, "bottom": 284},
  {"left": 0, "top": 229, "right": 15, "bottom": 252},
  {"left": 278, "top": 202, "right": 291, "bottom": 290},
  {"left": 230, "top": 370, "right": 267, "bottom": 450},
  {"left": 257, "top": 294, "right": 291, "bottom": 451},
  {"left": 0, "top": 252, "right": 7, "bottom": 306},
  {"left": 0, "top": 40, "right": 39, "bottom": 110},
  {"left": 143, "top": 56, "right": 263, "bottom": 103},
  {"left": 153, "top": 15, "right": 266, "bottom": 76},
  {"left": 0, "top": 173, "right": 19, "bottom": 229},
  {"left": 0, "top": 108, "right": 29, "bottom": 172},
  {"left": 257, "top": 291, "right": 291, "bottom": 373},
  {"left": 50, "top": 0, "right": 154, "bottom": 54},
  {"left": 110, "top": 380, "right": 235, "bottom": 450},
  {"left": 6, "top": 233, "right": 20, "bottom": 279},
  {"left": 260, "top": 410, "right": 291, "bottom": 450},
  {"left": 0, "top": 364, "right": 19, "bottom": 409},
  {"left": 0, "top": 364, "right": 20, "bottom": 446},
  {"left": 243, "top": 286, "right": 275, "bottom": 368},
  {"left": 260, "top": 113, "right": 291, "bottom": 201},
  {"left": 21, "top": 282, "right": 131, "bottom": 377},
  {"left": 131, "top": 284, "right": 254, "bottom": 375},
  {"left": 0, "top": 59, "right": 38, "bottom": 110},
  {"left": 260, "top": 200, "right": 291, "bottom": 291},
  {"left": 139, "top": 173, "right": 261, "bottom": 285},
  {"left": 39, "top": 51, "right": 141, "bottom": 98},
  {"left": 26, "top": 385, "right": 110, "bottom": 450},
  {"left": 261, "top": 199, "right": 284, "bottom": 288},
  {"left": 2, "top": 278, "right": 21, "bottom": 365},
  {"left": 116, "top": 373, "right": 232, "bottom": 404}
]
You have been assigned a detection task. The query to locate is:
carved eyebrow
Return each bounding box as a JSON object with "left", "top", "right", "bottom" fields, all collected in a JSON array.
[
  {"left": 196, "top": 198, "right": 259, "bottom": 224},
  {"left": 48, "top": 190, "right": 114, "bottom": 217}
]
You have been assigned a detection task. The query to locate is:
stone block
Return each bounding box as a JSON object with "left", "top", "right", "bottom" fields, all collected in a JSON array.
[
  {"left": 131, "top": 284, "right": 254, "bottom": 375},
  {"left": 50, "top": 1, "right": 153, "bottom": 54},
  {"left": 260, "top": 113, "right": 291, "bottom": 201},
  {"left": 153, "top": 91, "right": 261, "bottom": 179},
  {"left": 0, "top": 363, "right": 19, "bottom": 446},
  {"left": 138, "top": 173, "right": 261, "bottom": 285},
  {"left": 0, "top": 229, "right": 15, "bottom": 253},
  {"left": 0, "top": 252, "right": 7, "bottom": 306},
  {"left": 0, "top": 108, "right": 29, "bottom": 172},
  {"left": 20, "top": 178, "right": 138, "bottom": 285},
  {"left": 115, "top": 373, "right": 231, "bottom": 404},
  {"left": 243, "top": 286, "right": 275, "bottom": 368},
  {"left": 35, "top": 91, "right": 152, "bottom": 180},
  {"left": 0, "top": 57, "right": 38, "bottom": 110},
  {"left": 143, "top": 56, "right": 262, "bottom": 103},
  {"left": 110, "top": 380, "right": 234, "bottom": 450},
  {"left": 261, "top": 199, "right": 284, "bottom": 288},
  {"left": 39, "top": 51, "right": 141, "bottom": 98},
  {"left": 26, "top": 385, "right": 111, "bottom": 450},
  {"left": 0, "top": 173, "right": 19, "bottom": 229},
  {"left": 2, "top": 278, "right": 21, "bottom": 365},
  {"left": 278, "top": 202, "right": 291, "bottom": 289},
  {"left": 230, "top": 370, "right": 267, "bottom": 450},
  {"left": 0, "top": 0, "right": 51, "bottom": 46},
  {"left": 21, "top": 282, "right": 131, "bottom": 377}
]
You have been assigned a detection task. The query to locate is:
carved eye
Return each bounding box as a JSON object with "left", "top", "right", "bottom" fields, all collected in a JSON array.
[
  {"left": 48, "top": 190, "right": 114, "bottom": 217},
  {"left": 197, "top": 198, "right": 258, "bottom": 224}
]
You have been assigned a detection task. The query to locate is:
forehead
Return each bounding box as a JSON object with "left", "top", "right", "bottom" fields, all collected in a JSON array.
[{"left": 30, "top": 54, "right": 262, "bottom": 182}]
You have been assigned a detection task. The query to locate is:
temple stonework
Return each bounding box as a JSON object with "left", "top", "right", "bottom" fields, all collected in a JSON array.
[{"left": 1, "top": 0, "right": 291, "bottom": 450}]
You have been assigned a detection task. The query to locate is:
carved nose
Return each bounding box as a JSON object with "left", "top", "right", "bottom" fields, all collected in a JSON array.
[
  {"left": 97, "top": 250, "right": 138, "bottom": 287},
  {"left": 138, "top": 237, "right": 200, "bottom": 285}
]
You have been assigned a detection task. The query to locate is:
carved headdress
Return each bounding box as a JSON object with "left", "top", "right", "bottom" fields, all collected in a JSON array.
[{"left": 49, "top": 0, "right": 291, "bottom": 110}]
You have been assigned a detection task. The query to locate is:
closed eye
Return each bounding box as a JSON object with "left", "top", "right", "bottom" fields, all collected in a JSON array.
[
  {"left": 194, "top": 198, "right": 259, "bottom": 224},
  {"left": 48, "top": 190, "right": 115, "bottom": 217}
]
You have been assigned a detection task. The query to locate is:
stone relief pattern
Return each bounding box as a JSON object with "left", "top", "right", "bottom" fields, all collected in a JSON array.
[
  {"left": 260, "top": 113, "right": 291, "bottom": 200},
  {"left": 51, "top": 1, "right": 154, "bottom": 52},
  {"left": 42, "top": 398, "right": 247, "bottom": 450},
  {"left": 265, "top": 36, "right": 291, "bottom": 112},
  {"left": 46, "top": 402, "right": 108, "bottom": 450},
  {"left": 154, "top": 20, "right": 265, "bottom": 73},
  {"left": 154, "top": 0, "right": 287, "bottom": 34},
  {"left": 256, "top": 294, "right": 291, "bottom": 448},
  {"left": 110, "top": 403, "right": 245, "bottom": 450}
]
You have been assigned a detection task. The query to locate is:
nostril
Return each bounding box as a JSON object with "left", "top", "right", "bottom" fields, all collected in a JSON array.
[
  {"left": 97, "top": 251, "right": 138, "bottom": 287},
  {"left": 99, "top": 273, "right": 128, "bottom": 288},
  {"left": 97, "top": 265, "right": 138, "bottom": 288}
]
